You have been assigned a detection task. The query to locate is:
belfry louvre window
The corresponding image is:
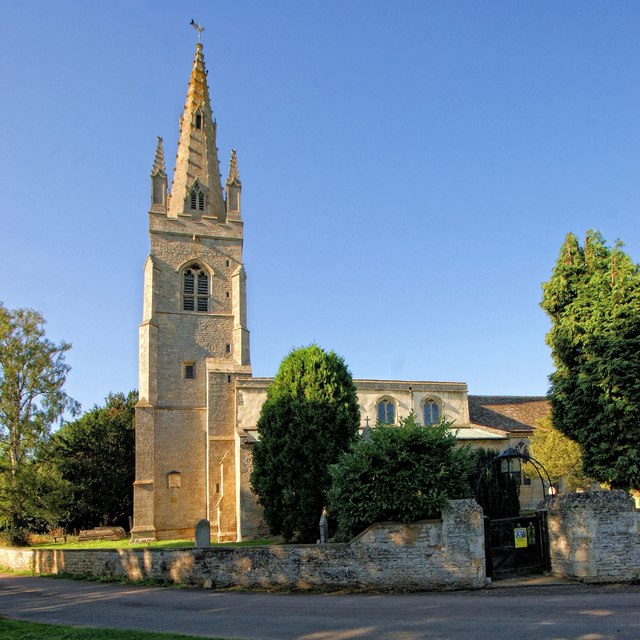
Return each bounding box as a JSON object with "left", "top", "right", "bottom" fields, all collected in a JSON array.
[
  {"left": 190, "top": 186, "right": 205, "bottom": 211},
  {"left": 183, "top": 264, "right": 208, "bottom": 312}
]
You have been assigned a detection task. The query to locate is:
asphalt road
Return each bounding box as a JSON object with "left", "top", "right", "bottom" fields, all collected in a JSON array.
[{"left": 1, "top": 574, "right": 639, "bottom": 640}]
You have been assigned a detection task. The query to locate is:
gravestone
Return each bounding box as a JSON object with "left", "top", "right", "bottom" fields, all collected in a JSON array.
[{"left": 195, "top": 519, "right": 210, "bottom": 548}]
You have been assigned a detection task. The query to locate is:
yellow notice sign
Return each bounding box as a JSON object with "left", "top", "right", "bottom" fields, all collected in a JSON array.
[{"left": 514, "top": 527, "right": 528, "bottom": 548}]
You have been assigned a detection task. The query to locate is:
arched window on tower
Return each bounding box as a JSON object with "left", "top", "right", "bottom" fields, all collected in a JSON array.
[
  {"left": 195, "top": 112, "right": 203, "bottom": 129},
  {"left": 422, "top": 398, "right": 441, "bottom": 425},
  {"left": 190, "top": 184, "right": 205, "bottom": 212},
  {"left": 183, "top": 263, "right": 208, "bottom": 312}
]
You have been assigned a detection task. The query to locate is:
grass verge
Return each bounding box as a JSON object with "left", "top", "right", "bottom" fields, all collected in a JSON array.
[
  {"left": 0, "top": 617, "right": 236, "bottom": 639},
  {"left": 29, "top": 537, "right": 282, "bottom": 550}
]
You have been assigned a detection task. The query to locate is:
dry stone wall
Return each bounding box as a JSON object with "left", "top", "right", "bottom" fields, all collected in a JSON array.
[
  {"left": 546, "top": 490, "right": 640, "bottom": 582},
  {"left": 0, "top": 500, "right": 485, "bottom": 591}
]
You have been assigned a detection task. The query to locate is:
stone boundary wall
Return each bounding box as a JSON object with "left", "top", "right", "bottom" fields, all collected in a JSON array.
[
  {"left": 0, "top": 500, "right": 485, "bottom": 591},
  {"left": 546, "top": 490, "right": 640, "bottom": 582}
]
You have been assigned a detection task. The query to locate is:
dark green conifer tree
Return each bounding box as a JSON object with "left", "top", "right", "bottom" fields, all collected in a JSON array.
[
  {"left": 541, "top": 231, "right": 640, "bottom": 490},
  {"left": 250, "top": 345, "right": 359, "bottom": 542}
]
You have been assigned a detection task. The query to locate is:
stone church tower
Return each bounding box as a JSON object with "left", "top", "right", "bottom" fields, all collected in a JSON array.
[{"left": 131, "top": 42, "right": 251, "bottom": 541}]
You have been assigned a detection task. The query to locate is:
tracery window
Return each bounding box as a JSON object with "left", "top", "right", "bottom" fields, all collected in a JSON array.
[
  {"left": 377, "top": 398, "right": 396, "bottom": 425},
  {"left": 183, "top": 263, "right": 208, "bottom": 312},
  {"left": 423, "top": 398, "right": 440, "bottom": 425},
  {"left": 190, "top": 184, "right": 205, "bottom": 211}
]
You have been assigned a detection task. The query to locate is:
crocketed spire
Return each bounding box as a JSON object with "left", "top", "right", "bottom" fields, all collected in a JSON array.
[{"left": 168, "top": 42, "right": 225, "bottom": 220}]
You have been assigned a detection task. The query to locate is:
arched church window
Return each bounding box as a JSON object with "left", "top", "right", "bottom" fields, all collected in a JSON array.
[
  {"left": 195, "top": 113, "right": 203, "bottom": 129},
  {"left": 190, "top": 185, "right": 205, "bottom": 212},
  {"left": 422, "top": 398, "right": 440, "bottom": 425},
  {"left": 183, "top": 264, "right": 208, "bottom": 312},
  {"left": 377, "top": 398, "right": 396, "bottom": 425}
]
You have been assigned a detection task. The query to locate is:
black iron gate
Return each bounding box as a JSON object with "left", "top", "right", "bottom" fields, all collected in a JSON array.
[{"left": 484, "top": 510, "right": 551, "bottom": 579}]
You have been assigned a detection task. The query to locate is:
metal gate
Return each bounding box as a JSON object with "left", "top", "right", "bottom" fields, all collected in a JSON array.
[{"left": 484, "top": 510, "right": 551, "bottom": 579}]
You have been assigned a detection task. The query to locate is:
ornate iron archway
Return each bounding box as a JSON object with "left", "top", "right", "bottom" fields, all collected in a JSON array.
[
  {"left": 475, "top": 448, "right": 553, "bottom": 579},
  {"left": 475, "top": 447, "right": 554, "bottom": 499}
]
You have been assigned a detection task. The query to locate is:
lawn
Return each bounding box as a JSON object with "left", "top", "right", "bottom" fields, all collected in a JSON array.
[
  {"left": 29, "top": 537, "right": 282, "bottom": 551},
  {"left": 0, "top": 617, "right": 236, "bottom": 639}
]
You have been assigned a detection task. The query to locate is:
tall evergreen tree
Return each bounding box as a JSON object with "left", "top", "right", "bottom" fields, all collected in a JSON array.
[
  {"left": 541, "top": 231, "right": 640, "bottom": 490},
  {"left": 250, "top": 345, "right": 360, "bottom": 542}
]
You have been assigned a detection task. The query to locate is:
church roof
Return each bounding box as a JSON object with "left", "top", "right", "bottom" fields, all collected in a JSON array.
[{"left": 468, "top": 396, "right": 550, "bottom": 433}]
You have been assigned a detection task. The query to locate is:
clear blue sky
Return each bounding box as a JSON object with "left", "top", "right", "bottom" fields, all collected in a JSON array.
[{"left": 1, "top": 1, "right": 638, "bottom": 414}]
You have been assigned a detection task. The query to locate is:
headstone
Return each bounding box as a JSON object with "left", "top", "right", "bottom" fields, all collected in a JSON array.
[
  {"left": 195, "top": 518, "right": 210, "bottom": 548},
  {"left": 319, "top": 507, "right": 329, "bottom": 544}
]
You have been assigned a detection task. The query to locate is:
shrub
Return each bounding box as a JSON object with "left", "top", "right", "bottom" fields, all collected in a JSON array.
[
  {"left": 0, "top": 525, "right": 29, "bottom": 547},
  {"left": 328, "top": 412, "right": 473, "bottom": 540}
]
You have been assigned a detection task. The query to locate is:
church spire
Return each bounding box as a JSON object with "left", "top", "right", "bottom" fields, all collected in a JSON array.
[{"left": 168, "top": 42, "right": 225, "bottom": 220}]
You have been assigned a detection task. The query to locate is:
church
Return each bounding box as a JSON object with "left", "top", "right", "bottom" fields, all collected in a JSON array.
[{"left": 131, "top": 42, "right": 548, "bottom": 542}]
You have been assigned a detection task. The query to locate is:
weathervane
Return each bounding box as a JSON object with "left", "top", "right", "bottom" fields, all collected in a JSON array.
[{"left": 190, "top": 19, "right": 205, "bottom": 41}]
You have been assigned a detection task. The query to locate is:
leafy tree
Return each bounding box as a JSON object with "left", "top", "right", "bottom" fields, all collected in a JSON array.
[
  {"left": 541, "top": 231, "right": 640, "bottom": 490},
  {"left": 250, "top": 345, "right": 360, "bottom": 542},
  {"left": 42, "top": 391, "right": 137, "bottom": 532},
  {"left": 328, "top": 412, "right": 474, "bottom": 541},
  {"left": 528, "top": 416, "right": 592, "bottom": 491},
  {"left": 471, "top": 448, "right": 520, "bottom": 518},
  {"left": 0, "top": 304, "right": 78, "bottom": 544}
]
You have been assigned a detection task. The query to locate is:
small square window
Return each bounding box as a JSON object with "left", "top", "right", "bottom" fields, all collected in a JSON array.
[
  {"left": 226, "top": 260, "right": 230, "bottom": 267},
  {"left": 184, "top": 363, "right": 195, "bottom": 379}
]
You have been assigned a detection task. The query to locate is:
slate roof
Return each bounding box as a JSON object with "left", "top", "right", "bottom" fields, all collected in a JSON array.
[{"left": 468, "top": 396, "right": 550, "bottom": 434}]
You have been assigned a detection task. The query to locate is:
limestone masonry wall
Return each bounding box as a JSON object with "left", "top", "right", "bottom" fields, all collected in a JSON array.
[
  {"left": 547, "top": 490, "right": 640, "bottom": 582},
  {"left": 0, "top": 500, "right": 485, "bottom": 591}
]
